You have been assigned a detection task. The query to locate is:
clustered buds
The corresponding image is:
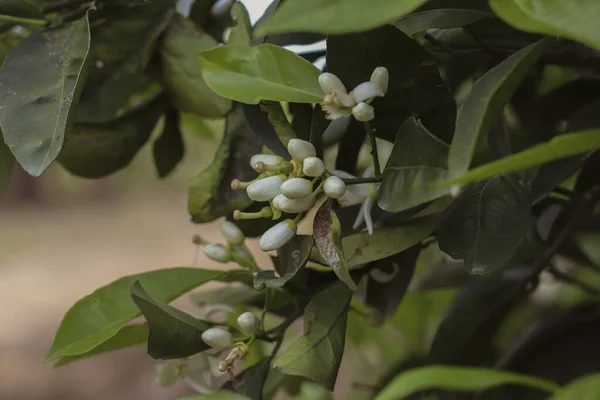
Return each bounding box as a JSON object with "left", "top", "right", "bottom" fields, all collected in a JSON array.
[
  {"left": 319, "top": 66, "right": 389, "bottom": 121},
  {"left": 237, "top": 311, "right": 259, "bottom": 335},
  {"left": 231, "top": 139, "right": 348, "bottom": 252},
  {"left": 201, "top": 327, "right": 232, "bottom": 350}
]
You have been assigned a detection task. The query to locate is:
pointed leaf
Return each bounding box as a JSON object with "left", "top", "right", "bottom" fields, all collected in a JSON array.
[
  {"left": 153, "top": 108, "right": 184, "bottom": 178},
  {"left": 242, "top": 103, "right": 289, "bottom": 157},
  {"left": 314, "top": 199, "right": 356, "bottom": 290},
  {"left": 228, "top": 2, "right": 252, "bottom": 46},
  {"left": 550, "top": 373, "right": 600, "bottom": 400},
  {"left": 222, "top": 358, "right": 271, "bottom": 400},
  {"left": 44, "top": 267, "right": 251, "bottom": 362},
  {"left": 54, "top": 324, "right": 148, "bottom": 367},
  {"left": 393, "top": 9, "right": 491, "bottom": 36},
  {"left": 436, "top": 174, "right": 531, "bottom": 274},
  {"left": 0, "top": 15, "right": 91, "bottom": 176},
  {"left": 274, "top": 281, "right": 352, "bottom": 390},
  {"left": 198, "top": 44, "right": 322, "bottom": 104},
  {"left": 448, "top": 38, "right": 551, "bottom": 176},
  {"left": 254, "top": 235, "right": 313, "bottom": 290},
  {"left": 441, "top": 129, "right": 600, "bottom": 186},
  {"left": 379, "top": 118, "right": 450, "bottom": 212},
  {"left": 374, "top": 366, "right": 559, "bottom": 400},
  {"left": 255, "top": 0, "right": 429, "bottom": 35},
  {"left": 131, "top": 281, "right": 213, "bottom": 359}
]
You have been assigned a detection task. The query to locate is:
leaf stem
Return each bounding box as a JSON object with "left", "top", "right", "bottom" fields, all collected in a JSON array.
[
  {"left": 365, "top": 121, "right": 381, "bottom": 178},
  {"left": 342, "top": 177, "right": 381, "bottom": 185},
  {"left": 0, "top": 14, "right": 46, "bottom": 27}
]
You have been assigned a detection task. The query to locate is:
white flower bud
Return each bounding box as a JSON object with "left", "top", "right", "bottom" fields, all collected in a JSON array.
[
  {"left": 352, "top": 102, "right": 375, "bottom": 122},
  {"left": 287, "top": 138, "right": 316, "bottom": 161},
  {"left": 155, "top": 361, "right": 181, "bottom": 388},
  {"left": 351, "top": 82, "right": 385, "bottom": 103},
  {"left": 302, "top": 157, "right": 325, "bottom": 177},
  {"left": 250, "top": 154, "right": 284, "bottom": 172},
  {"left": 201, "top": 327, "right": 233, "bottom": 350},
  {"left": 318, "top": 72, "right": 347, "bottom": 95},
  {"left": 203, "top": 244, "right": 230, "bottom": 263},
  {"left": 324, "top": 176, "right": 346, "bottom": 199},
  {"left": 237, "top": 312, "right": 259, "bottom": 335},
  {"left": 370, "top": 67, "right": 389, "bottom": 94},
  {"left": 220, "top": 221, "right": 244, "bottom": 245},
  {"left": 272, "top": 194, "right": 315, "bottom": 213},
  {"left": 259, "top": 219, "right": 297, "bottom": 251},
  {"left": 281, "top": 177, "right": 313, "bottom": 199},
  {"left": 246, "top": 175, "right": 283, "bottom": 202}
]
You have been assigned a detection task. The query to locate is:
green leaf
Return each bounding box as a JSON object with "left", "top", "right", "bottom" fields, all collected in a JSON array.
[
  {"left": 255, "top": 0, "right": 429, "bottom": 35},
  {"left": 44, "top": 267, "right": 250, "bottom": 362},
  {"left": 54, "top": 324, "right": 148, "bottom": 367},
  {"left": 550, "top": 373, "right": 600, "bottom": 400},
  {"left": 374, "top": 366, "right": 560, "bottom": 400},
  {"left": 447, "top": 38, "right": 551, "bottom": 176},
  {"left": 274, "top": 281, "right": 352, "bottom": 390},
  {"left": 0, "top": 138, "right": 14, "bottom": 194},
  {"left": 58, "top": 94, "right": 167, "bottom": 178},
  {"left": 160, "top": 14, "right": 231, "bottom": 118},
  {"left": 254, "top": 235, "right": 313, "bottom": 290},
  {"left": 222, "top": 358, "right": 271, "bottom": 400},
  {"left": 313, "top": 199, "right": 356, "bottom": 290},
  {"left": 153, "top": 107, "right": 184, "bottom": 178},
  {"left": 393, "top": 9, "right": 491, "bottom": 36},
  {"left": 379, "top": 118, "right": 450, "bottom": 212},
  {"left": 0, "top": 0, "right": 43, "bottom": 18},
  {"left": 489, "top": 0, "right": 555, "bottom": 35},
  {"left": 343, "top": 217, "right": 436, "bottom": 269},
  {"left": 77, "top": 1, "right": 176, "bottom": 122},
  {"left": 441, "top": 129, "right": 600, "bottom": 186},
  {"left": 228, "top": 2, "right": 252, "bottom": 46},
  {"left": 436, "top": 174, "right": 531, "bottom": 274},
  {"left": 188, "top": 103, "right": 262, "bottom": 223},
  {"left": 575, "top": 232, "right": 600, "bottom": 267},
  {"left": 198, "top": 44, "right": 322, "bottom": 104},
  {"left": 0, "top": 15, "right": 91, "bottom": 176},
  {"left": 178, "top": 392, "right": 250, "bottom": 400},
  {"left": 130, "top": 281, "right": 213, "bottom": 359}
]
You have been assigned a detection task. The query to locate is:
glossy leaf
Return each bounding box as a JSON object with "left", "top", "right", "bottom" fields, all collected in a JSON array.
[
  {"left": 58, "top": 94, "right": 167, "bottom": 178},
  {"left": 77, "top": 1, "right": 176, "bottom": 122},
  {"left": 448, "top": 38, "right": 550, "bottom": 176},
  {"left": 379, "top": 118, "right": 450, "bottom": 212},
  {"left": 314, "top": 199, "right": 356, "bottom": 290},
  {"left": 198, "top": 44, "right": 322, "bottom": 104},
  {"left": 131, "top": 281, "right": 212, "bottom": 359},
  {"left": 222, "top": 358, "right": 270, "bottom": 400},
  {"left": 0, "top": 15, "right": 91, "bottom": 176},
  {"left": 54, "top": 324, "right": 148, "bottom": 367},
  {"left": 255, "top": 0, "right": 429, "bottom": 35},
  {"left": 441, "top": 129, "right": 600, "bottom": 186},
  {"left": 274, "top": 281, "right": 352, "bottom": 390},
  {"left": 374, "top": 366, "right": 559, "bottom": 400},
  {"left": 393, "top": 9, "right": 491, "bottom": 36},
  {"left": 254, "top": 235, "right": 313, "bottom": 290},
  {"left": 343, "top": 217, "right": 436, "bottom": 269},
  {"left": 550, "top": 373, "right": 600, "bottom": 400},
  {"left": 44, "top": 268, "right": 250, "bottom": 362},
  {"left": 153, "top": 108, "right": 184, "bottom": 178},
  {"left": 228, "top": 2, "right": 252, "bottom": 46},
  {"left": 160, "top": 14, "right": 231, "bottom": 118},
  {"left": 188, "top": 103, "right": 262, "bottom": 223},
  {"left": 436, "top": 174, "right": 531, "bottom": 274},
  {"left": 0, "top": 139, "right": 14, "bottom": 194}
]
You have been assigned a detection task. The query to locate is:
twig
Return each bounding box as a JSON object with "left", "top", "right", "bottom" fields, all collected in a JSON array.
[
  {"left": 0, "top": 14, "right": 46, "bottom": 27},
  {"left": 365, "top": 121, "right": 382, "bottom": 178},
  {"left": 342, "top": 177, "right": 381, "bottom": 185}
]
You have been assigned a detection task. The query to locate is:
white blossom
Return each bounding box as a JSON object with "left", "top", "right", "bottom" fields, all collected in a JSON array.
[
  {"left": 272, "top": 193, "right": 315, "bottom": 213},
  {"left": 220, "top": 221, "right": 244, "bottom": 245},
  {"left": 352, "top": 102, "right": 375, "bottom": 122},
  {"left": 237, "top": 312, "right": 259, "bottom": 335},
  {"left": 280, "top": 177, "right": 313, "bottom": 199},
  {"left": 303, "top": 157, "right": 325, "bottom": 177},
  {"left": 351, "top": 81, "right": 384, "bottom": 103},
  {"left": 324, "top": 175, "right": 346, "bottom": 199},
  {"left": 370, "top": 67, "right": 389, "bottom": 94},
  {"left": 259, "top": 219, "right": 297, "bottom": 251},
  {"left": 203, "top": 244, "right": 230, "bottom": 263},
  {"left": 287, "top": 138, "right": 316, "bottom": 161},
  {"left": 246, "top": 175, "right": 283, "bottom": 202},
  {"left": 249, "top": 154, "right": 284, "bottom": 172},
  {"left": 201, "top": 327, "right": 233, "bottom": 350}
]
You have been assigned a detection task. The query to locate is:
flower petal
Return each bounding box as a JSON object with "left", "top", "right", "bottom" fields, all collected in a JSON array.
[
  {"left": 352, "top": 102, "right": 375, "bottom": 122},
  {"left": 319, "top": 72, "right": 347, "bottom": 94},
  {"left": 362, "top": 196, "right": 375, "bottom": 235},
  {"left": 337, "top": 91, "right": 356, "bottom": 108},
  {"left": 351, "top": 81, "right": 384, "bottom": 103},
  {"left": 371, "top": 67, "right": 389, "bottom": 94}
]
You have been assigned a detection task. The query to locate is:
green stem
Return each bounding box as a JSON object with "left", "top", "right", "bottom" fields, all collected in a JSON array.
[
  {"left": 231, "top": 252, "right": 260, "bottom": 272},
  {"left": 0, "top": 14, "right": 46, "bottom": 27},
  {"left": 365, "top": 121, "right": 381, "bottom": 178},
  {"left": 342, "top": 177, "right": 381, "bottom": 185}
]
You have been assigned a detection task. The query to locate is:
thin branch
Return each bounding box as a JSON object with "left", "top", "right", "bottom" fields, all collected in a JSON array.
[
  {"left": 0, "top": 14, "right": 46, "bottom": 27},
  {"left": 342, "top": 177, "right": 381, "bottom": 185},
  {"left": 365, "top": 121, "right": 381, "bottom": 178}
]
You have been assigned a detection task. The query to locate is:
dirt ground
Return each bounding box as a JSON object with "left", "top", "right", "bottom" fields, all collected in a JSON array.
[{"left": 0, "top": 190, "right": 274, "bottom": 400}]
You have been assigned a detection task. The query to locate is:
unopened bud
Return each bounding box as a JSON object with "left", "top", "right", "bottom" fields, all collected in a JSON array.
[
  {"left": 259, "top": 219, "right": 297, "bottom": 251},
  {"left": 370, "top": 67, "right": 389, "bottom": 94},
  {"left": 302, "top": 157, "right": 325, "bottom": 177},
  {"left": 272, "top": 194, "right": 315, "bottom": 213},
  {"left": 201, "top": 327, "right": 233, "bottom": 350},
  {"left": 237, "top": 312, "right": 259, "bottom": 335},
  {"left": 220, "top": 221, "right": 244, "bottom": 245},
  {"left": 352, "top": 102, "right": 375, "bottom": 122},
  {"left": 246, "top": 175, "right": 284, "bottom": 202},
  {"left": 250, "top": 154, "right": 285, "bottom": 172},
  {"left": 287, "top": 139, "right": 316, "bottom": 161},
  {"left": 281, "top": 177, "right": 313, "bottom": 199},
  {"left": 204, "top": 244, "right": 231, "bottom": 263},
  {"left": 324, "top": 176, "right": 346, "bottom": 199}
]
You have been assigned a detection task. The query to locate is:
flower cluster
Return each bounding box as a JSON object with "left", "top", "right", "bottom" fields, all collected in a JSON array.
[
  {"left": 319, "top": 67, "right": 389, "bottom": 121},
  {"left": 231, "top": 138, "right": 348, "bottom": 252}
]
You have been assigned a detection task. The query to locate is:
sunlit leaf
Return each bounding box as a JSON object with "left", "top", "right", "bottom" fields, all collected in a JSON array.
[
  {"left": 228, "top": 2, "right": 252, "bottom": 46},
  {"left": 489, "top": 0, "right": 555, "bottom": 35},
  {"left": 374, "top": 366, "right": 559, "bottom": 400},
  {"left": 393, "top": 9, "right": 491, "bottom": 36},
  {"left": 0, "top": 14, "right": 91, "bottom": 176},
  {"left": 198, "top": 44, "right": 322, "bottom": 104},
  {"left": 550, "top": 373, "right": 600, "bottom": 400},
  {"left": 274, "top": 281, "right": 352, "bottom": 390}
]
